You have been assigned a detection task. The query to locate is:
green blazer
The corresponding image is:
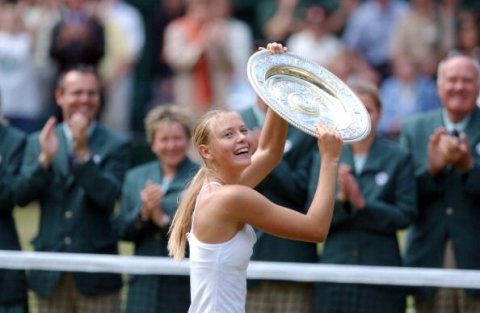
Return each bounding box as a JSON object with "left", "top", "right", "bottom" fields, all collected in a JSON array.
[
  {"left": 117, "top": 158, "right": 198, "bottom": 249},
  {"left": 311, "top": 137, "right": 417, "bottom": 313},
  {"left": 15, "top": 123, "right": 130, "bottom": 298},
  {"left": 0, "top": 124, "right": 28, "bottom": 306},
  {"left": 399, "top": 107, "right": 480, "bottom": 298},
  {"left": 240, "top": 107, "right": 318, "bottom": 263},
  {"left": 318, "top": 137, "right": 417, "bottom": 264},
  {"left": 117, "top": 158, "right": 198, "bottom": 313}
]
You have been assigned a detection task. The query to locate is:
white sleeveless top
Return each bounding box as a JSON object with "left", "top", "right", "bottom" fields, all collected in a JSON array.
[{"left": 187, "top": 182, "right": 257, "bottom": 313}]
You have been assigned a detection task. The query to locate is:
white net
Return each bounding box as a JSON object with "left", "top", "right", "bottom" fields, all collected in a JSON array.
[{"left": 1, "top": 250, "right": 479, "bottom": 289}]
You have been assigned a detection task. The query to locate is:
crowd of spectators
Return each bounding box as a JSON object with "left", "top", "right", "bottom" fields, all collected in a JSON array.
[{"left": 0, "top": 0, "right": 477, "bottom": 141}]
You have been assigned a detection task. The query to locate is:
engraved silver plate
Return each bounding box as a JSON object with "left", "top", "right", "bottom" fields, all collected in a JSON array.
[{"left": 247, "top": 50, "right": 371, "bottom": 142}]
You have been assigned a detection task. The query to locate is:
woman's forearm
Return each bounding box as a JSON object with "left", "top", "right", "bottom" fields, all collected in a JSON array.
[
  {"left": 256, "top": 107, "right": 288, "bottom": 161},
  {"left": 307, "top": 156, "right": 339, "bottom": 241}
]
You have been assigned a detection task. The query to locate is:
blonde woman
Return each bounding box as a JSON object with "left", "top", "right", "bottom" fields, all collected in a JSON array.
[{"left": 168, "top": 42, "right": 343, "bottom": 313}]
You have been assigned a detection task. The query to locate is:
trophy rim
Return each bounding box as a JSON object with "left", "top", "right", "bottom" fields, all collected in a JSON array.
[{"left": 247, "top": 50, "right": 371, "bottom": 143}]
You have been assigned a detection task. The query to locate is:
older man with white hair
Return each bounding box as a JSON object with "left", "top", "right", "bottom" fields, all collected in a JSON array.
[{"left": 400, "top": 54, "right": 480, "bottom": 313}]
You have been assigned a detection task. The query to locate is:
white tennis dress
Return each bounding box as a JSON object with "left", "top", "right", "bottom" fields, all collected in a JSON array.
[{"left": 187, "top": 182, "right": 257, "bottom": 313}]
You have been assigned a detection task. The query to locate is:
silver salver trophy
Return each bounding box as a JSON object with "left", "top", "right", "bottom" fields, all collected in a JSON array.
[{"left": 247, "top": 50, "right": 371, "bottom": 143}]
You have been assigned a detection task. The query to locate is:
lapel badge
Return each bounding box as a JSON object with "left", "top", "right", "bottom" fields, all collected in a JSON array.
[
  {"left": 284, "top": 140, "right": 292, "bottom": 154},
  {"left": 93, "top": 154, "right": 101, "bottom": 164},
  {"left": 475, "top": 142, "right": 480, "bottom": 156},
  {"left": 375, "top": 171, "right": 389, "bottom": 186}
]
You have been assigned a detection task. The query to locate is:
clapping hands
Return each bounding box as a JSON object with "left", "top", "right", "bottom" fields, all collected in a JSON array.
[
  {"left": 140, "top": 181, "right": 170, "bottom": 227},
  {"left": 428, "top": 127, "right": 473, "bottom": 175},
  {"left": 337, "top": 164, "right": 365, "bottom": 210}
]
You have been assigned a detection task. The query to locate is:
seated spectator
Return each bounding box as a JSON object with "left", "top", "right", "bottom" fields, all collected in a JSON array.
[
  {"left": 49, "top": 0, "right": 105, "bottom": 73},
  {"left": 328, "top": 50, "right": 379, "bottom": 85},
  {"left": 342, "top": 0, "right": 409, "bottom": 81},
  {"left": 48, "top": 0, "right": 105, "bottom": 121},
  {"left": 449, "top": 9, "right": 480, "bottom": 62},
  {"left": 22, "top": 0, "right": 62, "bottom": 126},
  {"left": 0, "top": 2, "right": 42, "bottom": 134},
  {"left": 150, "top": 0, "right": 185, "bottom": 106},
  {"left": 98, "top": 0, "right": 146, "bottom": 138},
  {"left": 256, "top": 0, "right": 309, "bottom": 43},
  {"left": 212, "top": 0, "right": 256, "bottom": 112},
  {"left": 287, "top": 5, "right": 346, "bottom": 69},
  {"left": 390, "top": 0, "right": 455, "bottom": 78},
  {"left": 163, "top": 0, "right": 234, "bottom": 121},
  {"left": 378, "top": 55, "right": 441, "bottom": 140},
  {"left": 326, "top": 0, "right": 360, "bottom": 36}
]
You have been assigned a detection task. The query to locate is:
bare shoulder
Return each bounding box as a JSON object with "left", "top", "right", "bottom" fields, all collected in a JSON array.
[
  {"left": 199, "top": 184, "right": 267, "bottom": 216},
  {"left": 208, "top": 184, "right": 261, "bottom": 206},
  {"left": 193, "top": 184, "right": 265, "bottom": 243},
  {"left": 217, "top": 185, "right": 274, "bottom": 221}
]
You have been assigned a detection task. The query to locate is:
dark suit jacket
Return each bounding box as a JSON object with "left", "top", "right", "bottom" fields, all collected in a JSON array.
[
  {"left": 117, "top": 158, "right": 198, "bottom": 254},
  {"left": 16, "top": 123, "right": 129, "bottom": 298},
  {"left": 318, "top": 137, "right": 417, "bottom": 266},
  {"left": 0, "top": 124, "right": 28, "bottom": 306},
  {"left": 313, "top": 137, "right": 417, "bottom": 312},
  {"left": 117, "top": 158, "right": 198, "bottom": 313},
  {"left": 399, "top": 107, "right": 480, "bottom": 298}
]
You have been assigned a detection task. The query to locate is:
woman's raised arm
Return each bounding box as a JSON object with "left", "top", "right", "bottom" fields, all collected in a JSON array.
[
  {"left": 232, "top": 124, "right": 343, "bottom": 241},
  {"left": 239, "top": 43, "right": 289, "bottom": 187}
]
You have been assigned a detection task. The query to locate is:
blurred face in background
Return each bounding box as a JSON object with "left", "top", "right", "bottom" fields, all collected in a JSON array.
[
  {"left": 0, "top": 4, "right": 23, "bottom": 33},
  {"left": 66, "top": 0, "right": 84, "bottom": 11},
  {"left": 151, "top": 121, "right": 190, "bottom": 169},
  {"left": 457, "top": 13, "right": 479, "bottom": 51},
  {"left": 304, "top": 5, "right": 328, "bottom": 36},
  {"left": 356, "top": 91, "right": 381, "bottom": 134},
  {"left": 437, "top": 56, "right": 479, "bottom": 122},
  {"left": 212, "top": 0, "right": 231, "bottom": 19},
  {"left": 163, "top": 0, "right": 185, "bottom": 17},
  {"left": 56, "top": 71, "right": 101, "bottom": 125},
  {"left": 188, "top": 0, "right": 216, "bottom": 23},
  {"left": 393, "top": 56, "right": 416, "bottom": 83}
]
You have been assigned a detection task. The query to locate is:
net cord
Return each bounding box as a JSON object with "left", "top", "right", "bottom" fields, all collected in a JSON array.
[{"left": 0, "top": 250, "right": 479, "bottom": 289}]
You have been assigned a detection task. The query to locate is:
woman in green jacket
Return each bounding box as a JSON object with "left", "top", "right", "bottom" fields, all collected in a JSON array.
[
  {"left": 309, "top": 81, "right": 418, "bottom": 313},
  {"left": 116, "top": 105, "right": 199, "bottom": 313}
]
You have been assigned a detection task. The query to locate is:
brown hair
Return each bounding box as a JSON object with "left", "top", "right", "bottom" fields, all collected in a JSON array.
[
  {"left": 168, "top": 109, "right": 229, "bottom": 261},
  {"left": 144, "top": 105, "right": 192, "bottom": 144},
  {"left": 349, "top": 80, "right": 382, "bottom": 110}
]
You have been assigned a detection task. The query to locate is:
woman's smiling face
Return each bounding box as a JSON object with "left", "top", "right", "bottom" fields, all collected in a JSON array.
[{"left": 202, "top": 112, "right": 253, "bottom": 171}]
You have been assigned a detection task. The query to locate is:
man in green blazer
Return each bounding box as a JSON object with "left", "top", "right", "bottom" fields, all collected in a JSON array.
[
  {"left": 15, "top": 65, "right": 130, "bottom": 313},
  {"left": 399, "top": 54, "right": 480, "bottom": 312},
  {"left": 241, "top": 98, "right": 318, "bottom": 313},
  {"left": 0, "top": 117, "right": 28, "bottom": 312}
]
